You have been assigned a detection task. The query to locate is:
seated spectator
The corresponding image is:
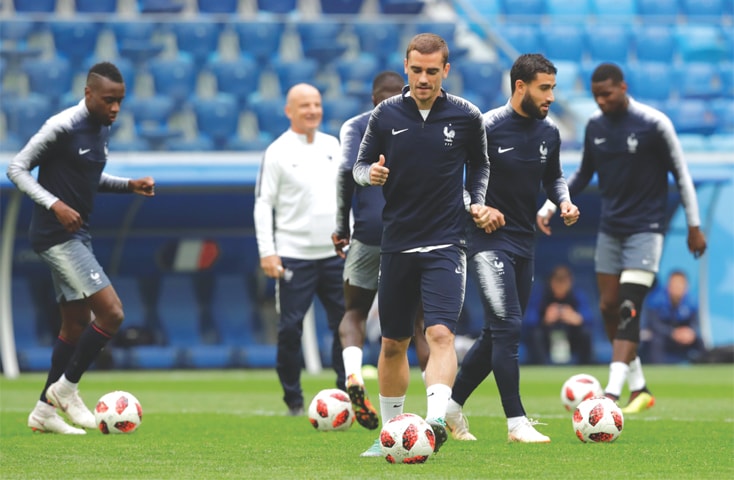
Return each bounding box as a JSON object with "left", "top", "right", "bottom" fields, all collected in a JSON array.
[
  {"left": 641, "top": 270, "right": 706, "bottom": 364},
  {"left": 524, "top": 265, "right": 594, "bottom": 365}
]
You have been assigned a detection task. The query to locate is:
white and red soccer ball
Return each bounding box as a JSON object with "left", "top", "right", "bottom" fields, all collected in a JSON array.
[
  {"left": 308, "top": 388, "right": 355, "bottom": 431},
  {"left": 380, "top": 413, "right": 435, "bottom": 464},
  {"left": 561, "top": 373, "right": 604, "bottom": 411},
  {"left": 573, "top": 396, "right": 624, "bottom": 443},
  {"left": 94, "top": 390, "right": 143, "bottom": 434}
]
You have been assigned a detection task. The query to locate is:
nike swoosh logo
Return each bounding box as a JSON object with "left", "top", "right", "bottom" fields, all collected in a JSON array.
[
  {"left": 79, "top": 148, "right": 91, "bottom": 155},
  {"left": 594, "top": 138, "right": 606, "bottom": 145},
  {"left": 392, "top": 128, "right": 408, "bottom": 135},
  {"left": 498, "top": 146, "right": 514, "bottom": 153}
]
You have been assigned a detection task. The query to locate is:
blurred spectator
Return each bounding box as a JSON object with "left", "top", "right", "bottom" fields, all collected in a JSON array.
[
  {"left": 524, "top": 265, "right": 594, "bottom": 365},
  {"left": 641, "top": 270, "right": 706, "bottom": 364}
]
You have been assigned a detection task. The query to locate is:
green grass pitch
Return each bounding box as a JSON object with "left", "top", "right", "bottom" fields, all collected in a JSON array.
[{"left": 1, "top": 365, "right": 732, "bottom": 479}]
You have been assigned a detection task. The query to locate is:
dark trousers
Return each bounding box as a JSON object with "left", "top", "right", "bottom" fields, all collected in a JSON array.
[{"left": 276, "top": 256, "right": 346, "bottom": 408}]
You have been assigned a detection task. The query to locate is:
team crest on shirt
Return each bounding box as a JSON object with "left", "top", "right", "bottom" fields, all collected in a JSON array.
[
  {"left": 443, "top": 124, "right": 455, "bottom": 146},
  {"left": 539, "top": 142, "right": 548, "bottom": 162},
  {"left": 627, "top": 133, "right": 638, "bottom": 153}
]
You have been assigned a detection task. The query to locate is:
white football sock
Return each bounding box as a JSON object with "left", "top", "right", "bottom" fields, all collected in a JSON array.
[
  {"left": 507, "top": 416, "right": 525, "bottom": 431},
  {"left": 342, "top": 346, "right": 364, "bottom": 384},
  {"left": 605, "top": 362, "right": 630, "bottom": 398},
  {"left": 446, "top": 398, "right": 462, "bottom": 416},
  {"left": 379, "top": 394, "right": 405, "bottom": 424},
  {"left": 627, "top": 356, "right": 647, "bottom": 391},
  {"left": 425, "top": 383, "right": 452, "bottom": 422}
]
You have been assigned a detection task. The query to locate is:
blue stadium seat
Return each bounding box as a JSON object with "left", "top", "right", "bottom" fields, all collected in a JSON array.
[
  {"left": 0, "top": 19, "right": 43, "bottom": 68},
  {"left": 11, "top": 276, "right": 53, "bottom": 372},
  {"left": 455, "top": 60, "right": 503, "bottom": 109},
  {"left": 500, "top": 0, "right": 545, "bottom": 16},
  {"left": 711, "top": 98, "right": 734, "bottom": 133},
  {"left": 637, "top": 0, "right": 679, "bottom": 23},
  {"left": 552, "top": 60, "right": 582, "bottom": 97},
  {"left": 197, "top": 0, "right": 236, "bottom": 12},
  {"left": 676, "top": 133, "right": 709, "bottom": 152},
  {"left": 494, "top": 24, "right": 542, "bottom": 60},
  {"left": 257, "top": 0, "right": 296, "bottom": 13},
  {"left": 719, "top": 62, "right": 733, "bottom": 98},
  {"left": 352, "top": 21, "right": 402, "bottom": 63},
  {"left": 13, "top": 0, "right": 56, "bottom": 12},
  {"left": 157, "top": 274, "right": 204, "bottom": 347},
  {"left": 138, "top": 0, "right": 185, "bottom": 13},
  {"left": 546, "top": 0, "right": 591, "bottom": 22},
  {"left": 679, "top": 62, "right": 723, "bottom": 99},
  {"left": 232, "top": 20, "right": 284, "bottom": 67},
  {"left": 459, "top": 0, "right": 501, "bottom": 21},
  {"left": 210, "top": 274, "right": 262, "bottom": 346},
  {"left": 297, "top": 21, "right": 349, "bottom": 67},
  {"left": 321, "top": 96, "right": 364, "bottom": 137},
  {"left": 50, "top": 21, "right": 101, "bottom": 66},
  {"left": 148, "top": 55, "right": 197, "bottom": 106},
  {"left": 590, "top": 0, "right": 637, "bottom": 23},
  {"left": 191, "top": 94, "right": 240, "bottom": 150},
  {"left": 75, "top": 0, "right": 117, "bottom": 12},
  {"left": 540, "top": 24, "right": 586, "bottom": 63},
  {"left": 666, "top": 99, "right": 718, "bottom": 135},
  {"left": 250, "top": 96, "right": 289, "bottom": 141},
  {"left": 22, "top": 56, "right": 73, "bottom": 108},
  {"left": 676, "top": 24, "right": 728, "bottom": 62},
  {"left": 320, "top": 0, "right": 364, "bottom": 14},
  {"left": 587, "top": 24, "right": 631, "bottom": 64},
  {"left": 334, "top": 53, "right": 381, "bottom": 102},
  {"left": 272, "top": 57, "right": 319, "bottom": 96},
  {"left": 171, "top": 21, "right": 222, "bottom": 69},
  {"left": 625, "top": 62, "right": 673, "bottom": 102},
  {"left": 207, "top": 55, "right": 259, "bottom": 108},
  {"left": 680, "top": 0, "right": 725, "bottom": 23},
  {"left": 707, "top": 133, "right": 734, "bottom": 151},
  {"left": 109, "top": 20, "right": 164, "bottom": 67},
  {"left": 414, "top": 21, "right": 468, "bottom": 60},
  {"left": 125, "top": 94, "right": 182, "bottom": 150},
  {"left": 634, "top": 25, "right": 675, "bottom": 63},
  {"left": 379, "top": 0, "right": 425, "bottom": 14},
  {"left": 0, "top": 18, "right": 37, "bottom": 42}
]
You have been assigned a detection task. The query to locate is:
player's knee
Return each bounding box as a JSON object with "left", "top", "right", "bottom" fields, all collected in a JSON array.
[{"left": 614, "top": 282, "right": 649, "bottom": 343}]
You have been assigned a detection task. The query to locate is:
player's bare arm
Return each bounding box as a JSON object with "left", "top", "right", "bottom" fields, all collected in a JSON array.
[{"left": 687, "top": 225, "right": 707, "bottom": 258}]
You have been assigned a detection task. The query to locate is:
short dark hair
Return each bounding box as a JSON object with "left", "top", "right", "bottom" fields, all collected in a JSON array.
[
  {"left": 87, "top": 61, "right": 124, "bottom": 85},
  {"left": 406, "top": 33, "right": 449, "bottom": 64},
  {"left": 372, "top": 71, "right": 404, "bottom": 104},
  {"left": 510, "top": 54, "right": 556, "bottom": 94},
  {"left": 591, "top": 63, "right": 625, "bottom": 84}
]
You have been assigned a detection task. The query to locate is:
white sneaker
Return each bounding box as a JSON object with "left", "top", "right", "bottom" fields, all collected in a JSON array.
[
  {"left": 445, "top": 409, "right": 477, "bottom": 441},
  {"left": 46, "top": 382, "right": 96, "bottom": 429},
  {"left": 28, "top": 406, "right": 86, "bottom": 435},
  {"left": 508, "top": 418, "right": 551, "bottom": 443}
]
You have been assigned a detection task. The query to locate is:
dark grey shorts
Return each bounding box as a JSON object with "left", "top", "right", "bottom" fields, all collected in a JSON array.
[
  {"left": 38, "top": 239, "right": 110, "bottom": 302},
  {"left": 594, "top": 232, "right": 663, "bottom": 275}
]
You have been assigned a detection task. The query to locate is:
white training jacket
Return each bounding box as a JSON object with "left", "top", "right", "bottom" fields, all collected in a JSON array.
[{"left": 253, "top": 128, "right": 342, "bottom": 260}]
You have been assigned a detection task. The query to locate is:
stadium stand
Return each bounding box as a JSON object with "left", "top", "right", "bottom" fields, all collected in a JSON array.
[
  {"left": 320, "top": 0, "right": 365, "bottom": 14},
  {"left": 75, "top": 0, "right": 117, "bottom": 13},
  {"left": 170, "top": 20, "right": 222, "bottom": 69},
  {"left": 12, "top": 0, "right": 56, "bottom": 12},
  {"left": 50, "top": 21, "right": 101, "bottom": 66}
]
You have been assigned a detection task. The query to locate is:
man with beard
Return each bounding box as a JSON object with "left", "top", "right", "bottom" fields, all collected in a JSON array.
[{"left": 445, "top": 54, "right": 580, "bottom": 443}]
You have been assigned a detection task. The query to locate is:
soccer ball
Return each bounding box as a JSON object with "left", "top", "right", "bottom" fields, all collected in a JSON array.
[
  {"left": 561, "top": 373, "right": 604, "bottom": 411},
  {"left": 94, "top": 390, "right": 143, "bottom": 434},
  {"left": 307, "top": 388, "right": 355, "bottom": 431},
  {"left": 380, "top": 413, "right": 435, "bottom": 464},
  {"left": 572, "top": 396, "right": 624, "bottom": 443}
]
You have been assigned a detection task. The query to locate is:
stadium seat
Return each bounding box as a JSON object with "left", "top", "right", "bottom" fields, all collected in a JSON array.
[
  {"left": 633, "top": 25, "right": 675, "bottom": 63},
  {"left": 320, "top": 0, "right": 364, "bottom": 14},
  {"left": 250, "top": 96, "right": 289, "bottom": 141},
  {"left": 138, "top": 0, "right": 185, "bottom": 13},
  {"left": 719, "top": 62, "right": 733, "bottom": 98},
  {"left": 50, "top": 21, "right": 101, "bottom": 66},
  {"left": 321, "top": 96, "right": 364, "bottom": 137},
  {"left": 207, "top": 55, "right": 259, "bottom": 108},
  {"left": 352, "top": 21, "right": 402, "bottom": 63},
  {"left": 707, "top": 133, "right": 734, "bottom": 151},
  {"left": 679, "top": 62, "right": 723, "bottom": 99},
  {"left": 191, "top": 94, "right": 240, "bottom": 150},
  {"left": 296, "top": 21, "right": 349, "bottom": 67},
  {"left": 197, "top": 0, "right": 237, "bottom": 13},
  {"left": 148, "top": 55, "right": 197, "bottom": 106},
  {"left": 552, "top": 60, "right": 582, "bottom": 97},
  {"left": 414, "top": 21, "right": 468, "bottom": 60},
  {"left": 494, "top": 24, "right": 542, "bottom": 61},
  {"left": 378, "top": 0, "right": 425, "bottom": 14},
  {"left": 232, "top": 20, "right": 284, "bottom": 67},
  {"left": 171, "top": 21, "right": 222, "bottom": 69},
  {"left": 11, "top": 276, "right": 53, "bottom": 372},
  {"left": 0, "top": 18, "right": 37, "bottom": 42},
  {"left": 157, "top": 274, "right": 204, "bottom": 347},
  {"left": 711, "top": 98, "right": 734, "bottom": 133},
  {"left": 210, "top": 274, "right": 262, "bottom": 346},
  {"left": 675, "top": 24, "right": 728, "bottom": 62},
  {"left": 0, "top": 19, "right": 43, "bottom": 69},
  {"left": 590, "top": 0, "right": 637, "bottom": 23},
  {"left": 625, "top": 62, "right": 673, "bottom": 102},
  {"left": 680, "top": 0, "right": 725, "bottom": 23},
  {"left": 546, "top": 0, "right": 591, "bottom": 23},
  {"left": 587, "top": 24, "right": 630, "bottom": 64},
  {"left": 637, "top": 0, "right": 679, "bottom": 23},
  {"left": 75, "top": 0, "right": 117, "bottom": 13},
  {"left": 540, "top": 24, "right": 586, "bottom": 63},
  {"left": 272, "top": 57, "right": 319, "bottom": 96},
  {"left": 125, "top": 94, "right": 182, "bottom": 150},
  {"left": 455, "top": 60, "right": 503, "bottom": 109},
  {"left": 22, "top": 56, "right": 73, "bottom": 108},
  {"left": 334, "top": 53, "right": 381, "bottom": 102},
  {"left": 109, "top": 20, "right": 164, "bottom": 67},
  {"left": 13, "top": 0, "right": 56, "bottom": 12},
  {"left": 666, "top": 99, "right": 717, "bottom": 135},
  {"left": 257, "top": 0, "right": 296, "bottom": 13},
  {"left": 500, "top": 0, "right": 545, "bottom": 16}
]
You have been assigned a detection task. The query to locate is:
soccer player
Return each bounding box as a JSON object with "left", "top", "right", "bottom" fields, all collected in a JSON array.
[
  {"left": 444, "top": 54, "right": 579, "bottom": 443},
  {"left": 537, "top": 63, "right": 707, "bottom": 413},
  {"left": 353, "top": 33, "right": 492, "bottom": 452},
  {"left": 333, "top": 71, "right": 430, "bottom": 455},
  {"left": 6, "top": 62, "right": 155, "bottom": 434},
  {"left": 254, "top": 83, "right": 346, "bottom": 416}
]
